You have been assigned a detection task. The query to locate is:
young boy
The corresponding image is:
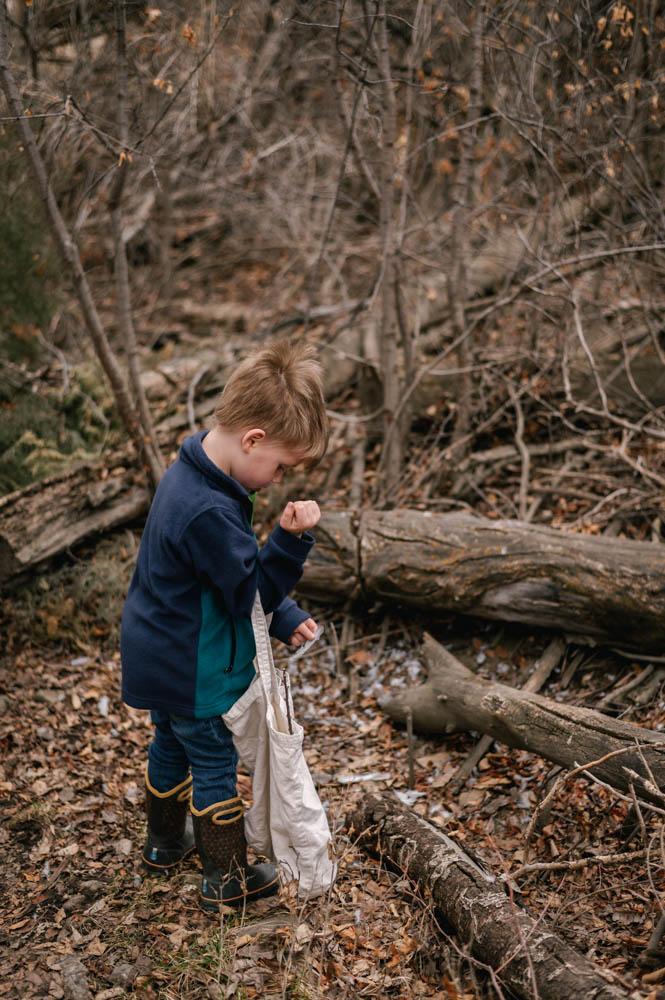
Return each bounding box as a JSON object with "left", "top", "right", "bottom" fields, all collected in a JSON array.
[{"left": 120, "top": 340, "right": 328, "bottom": 911}]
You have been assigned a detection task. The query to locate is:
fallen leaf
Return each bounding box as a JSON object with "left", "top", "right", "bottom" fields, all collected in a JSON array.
[
  {"left": 416, "top": 751, "right": 451, "bottom": 768},
  {"left": 168, "top": 926, "right": 192, "bottom": 949},
  {"left": 295, "top": 922, "right": 313, "bottom": 946},
  {"left": 429, "top": 764, "right": 457, "bottom": 788}
]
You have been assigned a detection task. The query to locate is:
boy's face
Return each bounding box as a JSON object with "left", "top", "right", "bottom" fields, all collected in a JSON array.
[{"left": 233, "top": 430, "right": 305, "bottom": 492}]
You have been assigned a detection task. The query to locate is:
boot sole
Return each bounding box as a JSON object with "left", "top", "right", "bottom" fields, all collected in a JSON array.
[
  {"left": 142, "top": 844, "right": 197, "bottom": 874},
  {"left": 199, "top": 874, "right": 280, "bottom": 912}
]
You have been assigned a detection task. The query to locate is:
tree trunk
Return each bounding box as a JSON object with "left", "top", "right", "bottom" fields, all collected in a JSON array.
[
  {"left": 0, "top": 2, "right": 163, "bottom": 489},
  {"left": 382, "top": 633, "right": 665, "bottom": 805},
  {"left": 447, "top": 2, "right": 484, "bottom": 454},
  {"left": 374, "top": 1, "right": 402, "bottom": 503},
  {"left": 108, "top": 0, "right": 164, "bottom": 486},
  {"left": 298, "top": 510, "right": 665, "bottom": 652},
  {"left": 323, "top": 188, "right": 612, "bottom": 414},
  {"left": 0, "top": 465, "right": 149, "bottom": 586},
  {"left": 0, "top": 383, "right": 219, "bottom": 589},
  {"left": 347, "top": 793, "right": 628, "bottom": 1000}
]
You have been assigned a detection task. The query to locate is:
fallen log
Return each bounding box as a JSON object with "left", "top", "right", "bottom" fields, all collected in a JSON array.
[
  {"left": 451, "top": 636, "right": 566, "bottom": 787},
  {"left": 0, "top": 464, "right": 149, "bottom": 587},
  {"left": 298, "top": 510, "right": 665, "bottom": 652},
  {"left": 347, "top": 793, "right": 627, "bottom": 1000},
  {"left": 382, "top": 634, "right": 665, "bottom": 806},
  {"left": 0, "top": 376, "right": 224, "bottom": 588}
]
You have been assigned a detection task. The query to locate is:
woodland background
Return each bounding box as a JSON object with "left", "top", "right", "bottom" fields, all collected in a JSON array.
[{"left": 2, "top": 1, "right": 665, "bottom": 998}]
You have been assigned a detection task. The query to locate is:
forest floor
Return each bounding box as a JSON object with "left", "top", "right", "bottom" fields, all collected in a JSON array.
[
  {"left": 4, "top": 5, "right": 665, "bottom": 990},
  {"left": 2, "top": 601, "right": 665, "bottom": 1000},
  {"left": 3, "top": 269, "right": 665, "bottom": 997},
  {"left": 3, "top": 238, "right": 665, "bottom": 1000}
]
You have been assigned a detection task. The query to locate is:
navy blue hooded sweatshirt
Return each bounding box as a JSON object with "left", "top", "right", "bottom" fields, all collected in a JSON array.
[{"left": 120, "top": 430, "right": 313, "bottom": 718}]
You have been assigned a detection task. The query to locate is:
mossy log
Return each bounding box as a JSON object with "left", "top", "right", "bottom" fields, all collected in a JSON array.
[
  {"left": 299, "top": 510, "right": 665, "bottom": 652},
  {"left": 347, "top": 793, "right": 628, "bottom": 1000},
  {"left": 382, "top": 634, "right": 665, "bottom": 805}
]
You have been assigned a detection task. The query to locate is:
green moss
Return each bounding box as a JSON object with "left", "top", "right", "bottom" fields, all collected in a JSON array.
[
  {"left": 0, "top": 128, "right": 60, "bottom": 361},
  {"left": 0, "top": 130, "right": 109, "bottom": 495},
  {"left": 0, "top": 360, "right": 115, "bottom": 495}
]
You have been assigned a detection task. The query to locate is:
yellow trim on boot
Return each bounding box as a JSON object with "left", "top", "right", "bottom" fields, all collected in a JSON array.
[
  {"left": 190, "top": 795, "right": 244, "bottom": 825},
  {"left": 144, "top": 763, "right": 192, "bottom": 802}
]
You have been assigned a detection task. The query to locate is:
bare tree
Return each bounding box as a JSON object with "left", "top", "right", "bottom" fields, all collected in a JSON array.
[
  {"left": 447, "top": 0, "right": 485, "bottom": 455},
  {"left": 375, "top": 1, "right": 401, "bottom": 503},
  {"left": 108, "top": 0, "right": 165, "bottom": 482},
  {"left": 0, "top": 0, "right": 164, "bottom": 488}
]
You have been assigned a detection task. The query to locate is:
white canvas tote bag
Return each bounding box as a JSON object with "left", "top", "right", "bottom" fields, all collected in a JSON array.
[{"left": 223, "top": 593, "right": 337, "bottom": 899}]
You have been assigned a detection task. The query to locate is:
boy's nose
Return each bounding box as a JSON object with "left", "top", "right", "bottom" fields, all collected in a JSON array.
[{"left": 271, "top": 469, "right": 284, "bottom": 484}]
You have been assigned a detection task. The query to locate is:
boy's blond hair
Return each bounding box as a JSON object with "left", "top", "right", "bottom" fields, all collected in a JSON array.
[{"left": 213, "top": 339, "right": 329, "bottom": 466}]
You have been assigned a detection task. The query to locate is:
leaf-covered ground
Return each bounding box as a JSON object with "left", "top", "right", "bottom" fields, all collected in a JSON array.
[{"left": 3, "top": 608, "right": 665, "bottom": 999}]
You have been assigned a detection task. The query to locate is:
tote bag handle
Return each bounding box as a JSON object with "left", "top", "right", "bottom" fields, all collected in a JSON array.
[{"left": 251, "top": 592, "right": 294, "bottom": 735}]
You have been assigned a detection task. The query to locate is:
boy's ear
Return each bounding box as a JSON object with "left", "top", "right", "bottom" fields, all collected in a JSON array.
[{"left": 240, "top": 428, "right": 266, "bottom": 452}]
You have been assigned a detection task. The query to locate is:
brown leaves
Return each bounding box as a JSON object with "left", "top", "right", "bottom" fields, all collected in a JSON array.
[
  {"left": 181, "top": 23, "right": 197, "bottom": 46},
  {"left": 345, "top": 649, "right": 374, "bottom": 668},
  {"left": 4, "top": 598, "right": 664, "bottom": 998},
  {"left": 442, "top": 978, "right": 475, "bottom": 1000}
]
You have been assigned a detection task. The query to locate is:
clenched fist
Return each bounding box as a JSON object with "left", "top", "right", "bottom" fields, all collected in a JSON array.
[{"left": 279, "top": 500, "right": 321, "bottom": 535}]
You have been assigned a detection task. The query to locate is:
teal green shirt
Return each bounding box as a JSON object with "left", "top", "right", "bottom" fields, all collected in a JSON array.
[{"left": 194, "top": 491, "right": 257, "bottom": 717}]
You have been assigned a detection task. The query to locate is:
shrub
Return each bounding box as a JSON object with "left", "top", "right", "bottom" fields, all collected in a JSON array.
[{"left": 0, "top": 129, "right": 59, "bottom": 362}]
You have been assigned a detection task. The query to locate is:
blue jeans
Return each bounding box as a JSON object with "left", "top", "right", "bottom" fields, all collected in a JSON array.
[{"left": 148, "top": 710, "right": 238, "bottom": 810}]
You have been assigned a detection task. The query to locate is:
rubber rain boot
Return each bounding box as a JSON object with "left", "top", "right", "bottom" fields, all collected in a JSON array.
[
  {"left": 142, "top": 767, "right": 196, "bottom": 872},
  {"left": 191, "top": 796, "right": 279, "bottom": 911}
]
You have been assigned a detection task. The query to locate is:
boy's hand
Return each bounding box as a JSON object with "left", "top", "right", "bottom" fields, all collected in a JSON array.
[
  {"left": 279, "top": 500, "right": 321, "bottom": 535},
  {"left": 288, "top": 618, "right": 318, "bottom": 648}
]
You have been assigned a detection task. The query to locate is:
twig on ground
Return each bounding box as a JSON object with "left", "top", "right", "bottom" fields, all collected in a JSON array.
[
  {"left": 598, "top": 665, "right": 655, "bottom": 709},
  {"left": 525, "top": 743, "right": 665, "bottom": 860},
  {"left": 639, "top": 911, "right": 665, "bottom": 969},
  {"left": 406, "top": 708, "right": 415, "bottom": 791},
  {"left": 507, "top": 847, "right": 648, "bottom": 881}
]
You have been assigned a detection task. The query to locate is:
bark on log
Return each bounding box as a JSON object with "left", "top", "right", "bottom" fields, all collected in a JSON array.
[
  {"left": 0, "top": 464, "right": 149, "bottom": 587},
  {"left": 451, "top": 636, "right": 566, "bottom": 786},
  {"left": 347, "top": 793, "right": 627, "bottom": 1000},
  {"left": 299, "top": 510, "right": 665, "bottom": 652},
  {"left": 382, "top": 633, "right": 665, "bottom": 805}
]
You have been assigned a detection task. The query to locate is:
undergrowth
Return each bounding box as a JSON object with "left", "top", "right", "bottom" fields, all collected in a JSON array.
[
  {"left": 0, "top": 130, "right": 59, "bottom": 361},
  {"left": 0, "top": 360, "right": 118, "bottom": 494},
  {"left": 2, "top": 532, "right": 137, "bottom": 654}
]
